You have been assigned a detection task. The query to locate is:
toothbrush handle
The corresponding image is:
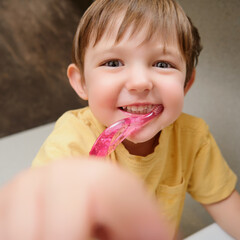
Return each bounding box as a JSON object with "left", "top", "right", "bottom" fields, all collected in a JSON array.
[
  {"left": 89, "top": 119, "right": 131, "bottom": 157},
  {"left": 89, "top": 105, "right": 162, "bottom": 157}
]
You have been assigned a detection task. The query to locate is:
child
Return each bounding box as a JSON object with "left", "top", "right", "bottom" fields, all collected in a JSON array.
[{"left": 31, "top": 0, "right": 239, "bottom": 238}]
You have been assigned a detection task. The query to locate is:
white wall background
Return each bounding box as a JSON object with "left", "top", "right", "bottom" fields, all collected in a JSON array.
[{"left": 179, "top": 0, "right": 240, "bottom": 236}]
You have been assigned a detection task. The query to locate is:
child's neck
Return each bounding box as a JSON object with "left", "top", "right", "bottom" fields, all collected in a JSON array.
[{"left": 123, "top": 132, "right": 160, "bottom": 157}]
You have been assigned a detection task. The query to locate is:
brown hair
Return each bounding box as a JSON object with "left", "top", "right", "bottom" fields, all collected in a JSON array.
[{"left": 72, "top": 0, "right": 202, "bottom": 85}]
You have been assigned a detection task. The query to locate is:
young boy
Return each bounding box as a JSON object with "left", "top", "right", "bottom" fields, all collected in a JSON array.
[{"left": 29, "top": 0, "right": 239, "bottom": 238}]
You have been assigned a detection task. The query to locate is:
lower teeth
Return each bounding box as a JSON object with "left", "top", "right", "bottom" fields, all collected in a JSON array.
[{"left": 121, "top": 108, "right": 150, "bottom": 114}]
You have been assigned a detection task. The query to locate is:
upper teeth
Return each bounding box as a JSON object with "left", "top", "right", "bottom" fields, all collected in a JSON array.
[{"left": 122, "top": 105, "right": 154, "bottom": 114}]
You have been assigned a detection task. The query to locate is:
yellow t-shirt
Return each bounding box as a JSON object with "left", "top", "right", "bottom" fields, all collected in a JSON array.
[{"left": 32, "top": 107, "right": 237, "bottom": 231}]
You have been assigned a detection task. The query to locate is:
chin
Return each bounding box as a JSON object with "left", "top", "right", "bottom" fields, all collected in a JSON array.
[{"left": 126, "top": 130, "right": 159, "bottom": 144}]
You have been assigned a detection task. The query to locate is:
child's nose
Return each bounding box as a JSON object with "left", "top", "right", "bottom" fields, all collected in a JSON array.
[{"left": 125, "top": 68, "right": 153, "bottom": 92}]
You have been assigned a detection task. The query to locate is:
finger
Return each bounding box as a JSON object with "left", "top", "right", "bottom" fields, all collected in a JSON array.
[
  {"left": 41, "top": 159, "right": 95, "bottom": 240},
  {"left": 0, "top": 169, "right": 43, "bottom": 240},
  {"left": 90, "top": 162, "right": 173, "bottom": 240}
]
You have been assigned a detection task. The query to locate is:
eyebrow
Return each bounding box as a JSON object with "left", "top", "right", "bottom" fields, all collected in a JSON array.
[
  {"left": 150, "top": 45, "right": 185, "bottom": 62},
  {"left": 91, "top": 43, "right": 184, "bottom": 63}
]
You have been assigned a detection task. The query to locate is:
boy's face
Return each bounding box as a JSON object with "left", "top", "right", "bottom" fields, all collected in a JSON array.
[{"left": 70, "top": 23, "right": 188, "bottom": 150}]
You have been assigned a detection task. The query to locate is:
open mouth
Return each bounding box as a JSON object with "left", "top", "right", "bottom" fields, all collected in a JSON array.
[{"left": 119, "top": 104, "right": 163, "bottom": 115}]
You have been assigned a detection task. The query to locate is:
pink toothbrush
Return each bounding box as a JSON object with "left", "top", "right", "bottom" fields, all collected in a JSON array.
[{"left": 89, "top": 105, "right": 163, "bottom": 157}]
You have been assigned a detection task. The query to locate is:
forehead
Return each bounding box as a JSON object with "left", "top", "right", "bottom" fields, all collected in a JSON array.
[{"left": 88, "top": 11, "right": 180, "bottom": 51}]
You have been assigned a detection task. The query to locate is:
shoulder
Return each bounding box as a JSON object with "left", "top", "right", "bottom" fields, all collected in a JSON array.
[
  {"left": 57, "top": 107, "right": 91, "bottom": 123},
  {"left": 32, "top": 107, "right": 102, "bottom": 166},
  {"left": 56, "top": 107, "right": 98, "bottom": 128},
  {"left": 173, "top": 113, "right": 209, "bottom": 134},
  {"left": 167, "top": 113, "right": 211, "bottom": 147},
  {"left": 55, "top": 106, "right": 105, "bottom": 136},
  {"left": 175, "top": 112, "right": 208, "bottom": 129}
]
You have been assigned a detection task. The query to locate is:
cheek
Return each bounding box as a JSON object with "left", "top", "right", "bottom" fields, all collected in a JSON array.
[
  {"left": 85, "top": 72, "right": 121, "bottom": 126},
  {"left": 88, "top": 82, "right": 119, "bottom": 108},
  {"left": 86, "top": 73, "right": 113, "bottom": 102},
  {"left": 161, "top": 81, "right": 185, "bottom": 112}
]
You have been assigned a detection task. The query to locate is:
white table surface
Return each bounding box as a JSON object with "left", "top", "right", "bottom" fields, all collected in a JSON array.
[
  {"left": 184, "top": 223, "right": 235, "bottom": 240},
  {"left": 0, "top": 122, "right": 55, "bottom": 186}
]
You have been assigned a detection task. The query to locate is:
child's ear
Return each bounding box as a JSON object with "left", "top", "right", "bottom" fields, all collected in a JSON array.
[
  {"left": 67, "top": 63, "right": 88, "bottom": 100},
  {"left": 184, "top": 69, "right": 196, "bottom": 95}
]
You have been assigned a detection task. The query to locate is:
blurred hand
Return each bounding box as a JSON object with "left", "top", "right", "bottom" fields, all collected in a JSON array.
[{"left": 0, "top": 157, "right": 173, "bottom": 240}]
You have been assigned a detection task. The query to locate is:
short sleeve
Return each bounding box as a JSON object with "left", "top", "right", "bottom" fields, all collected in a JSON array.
[
  {"left": 187, "top": 131, "right": 237, "bottom": 204},
  {"left": 32, "top": 110, "right": 98, "bottom": 167}
]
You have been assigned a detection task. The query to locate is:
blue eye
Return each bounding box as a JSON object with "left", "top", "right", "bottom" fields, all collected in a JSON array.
[
  {"left": 103, "top": 60, "right": 123, "bottom": 67},
  {"left": 154, "top": 61, "right": 172, "bottom": 68}
]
